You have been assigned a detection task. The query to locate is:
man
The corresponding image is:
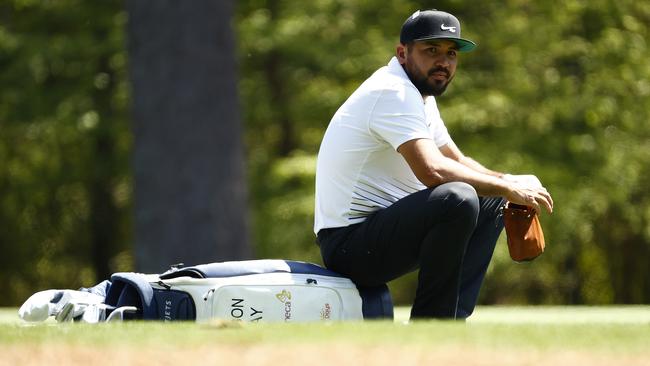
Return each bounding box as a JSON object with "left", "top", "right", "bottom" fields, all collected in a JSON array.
[{"left": 314, "top": 9, "right": 553, "bottom": 319}]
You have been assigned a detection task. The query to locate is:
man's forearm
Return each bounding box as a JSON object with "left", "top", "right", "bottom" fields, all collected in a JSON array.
[
  {"left": 401, "top": 139, "right": 509, "bottom": 196},
  {"left": 422, "top": 156, "right": 511, "bottom": 197},
  {"left": 458, "top": 156, "right": 504, "bottom": 178}
]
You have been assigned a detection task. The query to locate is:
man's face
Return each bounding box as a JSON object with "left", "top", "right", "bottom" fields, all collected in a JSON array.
[{"left": 397, "top": 40, "right": 458, "bottom": 97}]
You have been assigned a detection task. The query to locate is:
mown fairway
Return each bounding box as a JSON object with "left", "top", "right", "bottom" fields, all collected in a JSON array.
[{"left": 1, "top": 306, "right": 649, "bottom": 366}]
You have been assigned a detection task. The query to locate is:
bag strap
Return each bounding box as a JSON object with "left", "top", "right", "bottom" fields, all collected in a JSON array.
[
  {"left": 105, "top": 273, "right": 157, "bottom": 319},
  {"left": 160, "top": 259, "right": 346, "bottom": 279}
]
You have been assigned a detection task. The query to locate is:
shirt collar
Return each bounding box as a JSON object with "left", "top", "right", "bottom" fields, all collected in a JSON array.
[
  {"left": 387, "top": 56, "right": 409, "bottom": 80},
  {"left": 387, "top": 56, "right": 428, "bottom": 103}
]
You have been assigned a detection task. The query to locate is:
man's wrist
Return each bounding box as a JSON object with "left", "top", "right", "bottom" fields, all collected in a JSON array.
[
  {"left": 487, "top": 174, "right": 514, "bottom": 197},
  {"left": 498, "top": 174, "right": 517, "bottom": 196}
]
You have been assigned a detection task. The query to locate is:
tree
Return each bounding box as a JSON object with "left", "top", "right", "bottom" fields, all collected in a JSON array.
[
  {"left": 0, "top": 0, "right": 132, "bottom": 304},
  {"left": 126, "top": 0, "right": 251, "bottom": 272}
]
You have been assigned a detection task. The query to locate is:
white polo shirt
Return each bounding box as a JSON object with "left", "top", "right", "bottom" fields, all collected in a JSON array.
[{"left": 314, "top": 57, "right": 453, "bottom": 233}]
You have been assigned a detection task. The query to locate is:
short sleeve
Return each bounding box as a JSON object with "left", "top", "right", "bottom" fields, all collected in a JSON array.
[
  {"left": 368, "top": 86, "right": 431, "bottom": 150},
  {"left": 424, "top": 97, "right": 452, "bottom": 147}
]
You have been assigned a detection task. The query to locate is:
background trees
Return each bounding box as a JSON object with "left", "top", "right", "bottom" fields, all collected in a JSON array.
[
  {"left": 1, "top": 0, "right": 132, "bottom": 304},
  {"left": 1, "top": 0, "right": 648, "bottom": 306},
  {"left": 126, "top": 0, "right": 250, "bottom": 272}
]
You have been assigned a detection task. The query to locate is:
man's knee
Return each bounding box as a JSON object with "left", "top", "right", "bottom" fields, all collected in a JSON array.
[{"left": 431, "top": 182, "right": 480, "bottom": 219}]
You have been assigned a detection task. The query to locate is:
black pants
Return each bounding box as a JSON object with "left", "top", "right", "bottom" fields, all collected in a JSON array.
[{"left": 317, "top": 182, "right": 505, "bottom": 319}]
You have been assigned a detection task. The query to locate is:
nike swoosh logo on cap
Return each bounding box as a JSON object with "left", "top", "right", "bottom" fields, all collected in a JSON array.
[{"left": 440, "top": 24, "right": 457, "bottom": 32}]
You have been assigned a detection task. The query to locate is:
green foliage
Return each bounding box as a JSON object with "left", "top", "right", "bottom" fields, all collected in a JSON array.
[
  {"left": 0, "top": 1, "right": 131, "bottom": 305},
  {"left": 1, "top": 0, "right": 649, "bottom": 307},
  {"left": 238, "top": 0, "right": 650, "bottom": 305},
  {"left": 252, "top": 153, "right": 320, "bottom": 263},
  {"left": 465, "top": 0, "right": 650, "bottom": 305}
]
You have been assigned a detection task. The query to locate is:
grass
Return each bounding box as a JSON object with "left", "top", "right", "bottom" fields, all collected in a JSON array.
[{"left": 1, "top": 306, "right": 649, "bottom": 366}]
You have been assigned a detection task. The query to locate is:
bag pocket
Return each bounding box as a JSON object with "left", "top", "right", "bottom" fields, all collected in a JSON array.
[
  {"left": 152, "top": 289, "right": 196, "bottom": 321},
  {"left": 210, "top": 285, "right": 344, "bottom": 322}
]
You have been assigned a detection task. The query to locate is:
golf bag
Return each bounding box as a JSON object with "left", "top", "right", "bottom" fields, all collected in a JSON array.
[{"left": 20, "top": 260, "right": 393, "bottom": 323}]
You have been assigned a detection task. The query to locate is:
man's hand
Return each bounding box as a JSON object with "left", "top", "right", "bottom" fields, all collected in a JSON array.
[
  {"left": 502, "top": 174, "right": 543, "bottom": 189},
  {"left": 505, "top": 180, "right": 554, "bottom": 214}
]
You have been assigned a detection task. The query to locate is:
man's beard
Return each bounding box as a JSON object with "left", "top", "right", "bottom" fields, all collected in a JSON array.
[{"left": 405, "top": 65, "right": 454, "bottom": 97}]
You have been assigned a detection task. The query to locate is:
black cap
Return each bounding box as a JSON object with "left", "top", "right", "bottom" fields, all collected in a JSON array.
[{"left": 400, "top": 10, "right": 476, "bottom": 52}]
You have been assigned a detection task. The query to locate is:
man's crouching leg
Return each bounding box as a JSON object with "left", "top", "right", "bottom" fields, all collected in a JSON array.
[
  {"left": 455, "top": 196, "right": 506, "bottom": 318},
  {"left": 410, "top": 182, "right": 480, "bottom": 319}
]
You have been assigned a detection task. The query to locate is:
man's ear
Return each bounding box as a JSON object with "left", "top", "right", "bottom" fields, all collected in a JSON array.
[{"left": 396, "top": 43, "right": 407, "bottom": 64}]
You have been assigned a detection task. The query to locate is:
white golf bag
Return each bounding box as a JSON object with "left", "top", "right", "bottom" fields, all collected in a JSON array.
[{"left": 20, "top": 260, "right": 393, "bottom": 323}]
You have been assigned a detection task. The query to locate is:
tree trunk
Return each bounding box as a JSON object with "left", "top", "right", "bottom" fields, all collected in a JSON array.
[
  {"left": 264, "top": 0, "right": 295, "bottom": 156},
  {"left": 126, "top": 0, "right": 250, "bottom": 272}
]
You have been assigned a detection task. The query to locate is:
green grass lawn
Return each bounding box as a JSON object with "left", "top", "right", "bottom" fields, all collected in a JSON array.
[{"left": 1, "top": 306, "right": 649, "bottom": 366}]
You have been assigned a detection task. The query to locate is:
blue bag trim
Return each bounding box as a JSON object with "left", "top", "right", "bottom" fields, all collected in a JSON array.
[
  {"left": 160, "top": 259, "right": 345, "bottom": 279},
  {"left": 286, "top": 261, "right": 346, "bottom": 277},
  {"left": 358, "top": 284, "right": 394, "bottom": 319},
  {"left": 105, "top": 273, "right": 157, "bottom": 320}
]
